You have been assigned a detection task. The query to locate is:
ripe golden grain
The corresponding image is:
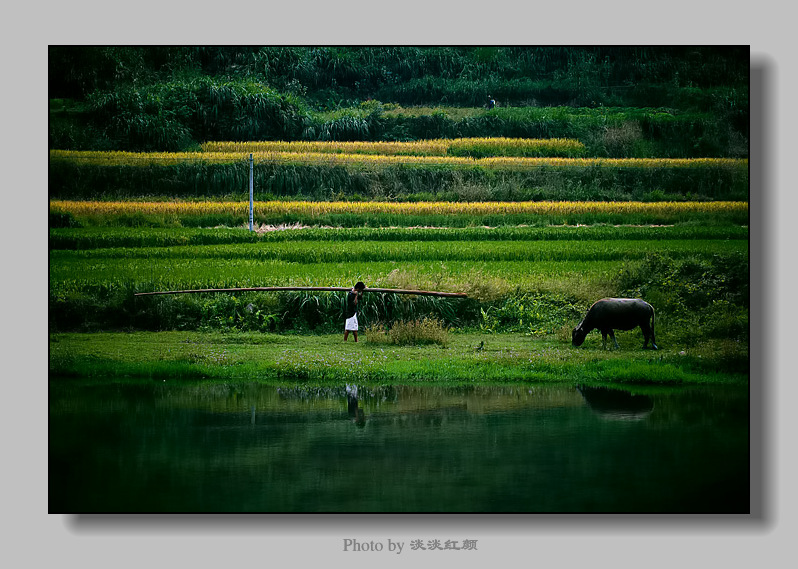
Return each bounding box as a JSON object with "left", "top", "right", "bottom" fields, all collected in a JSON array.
[
  {"left": 50, "top": 149, "right": 747, "bottom": 171},
  {"left": 49, "top": 199, "right": 748, "bottom": 218}
]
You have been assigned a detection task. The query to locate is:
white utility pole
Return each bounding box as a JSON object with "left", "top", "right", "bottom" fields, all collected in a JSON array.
[{"left": 249, "top": 153, "right": 254, "bottom": 231}]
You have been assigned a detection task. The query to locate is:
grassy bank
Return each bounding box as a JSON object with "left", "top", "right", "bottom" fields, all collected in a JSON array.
[{"left": 49, "top": 331, "right": 748, "bottom": 386}]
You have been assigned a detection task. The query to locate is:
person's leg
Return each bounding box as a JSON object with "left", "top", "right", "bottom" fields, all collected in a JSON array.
[{"left": 350, "top": 315, "right": 359, "bottom": 342}]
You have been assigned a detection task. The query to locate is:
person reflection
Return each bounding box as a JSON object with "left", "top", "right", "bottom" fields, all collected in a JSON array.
[
  {"left": 577, "top": 385, "right": 654, "bottom": 421},
  {"left": 346, "top": 384, "right": 366, "bottom": 427}
]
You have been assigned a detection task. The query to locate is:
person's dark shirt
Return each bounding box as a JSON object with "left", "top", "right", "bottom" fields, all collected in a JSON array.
[{"left": 346, "top": 291, "right": 360, "bottom": 318}]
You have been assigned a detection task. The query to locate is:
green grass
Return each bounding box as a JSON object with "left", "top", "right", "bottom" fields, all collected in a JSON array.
[
  {"left": 50, "top": 238, "right": 746, "bottom": 263},
  {"left": 48, "top": 331, "right": 748, "bottom": 386},
  {"left": 47, "top": 221, "right": 750, "bottom": 389},
  {"left": 49, "top": 225, "right": 750, "bottom": 250},
  {"left": 49, "top": 238, "right": 746, "bottom": 279},
  {"left": 48, "top": 224, "right": 750, "bottom": 340},
  {"left": 51, "top": 209, "right": 752, "bottom": 229}
]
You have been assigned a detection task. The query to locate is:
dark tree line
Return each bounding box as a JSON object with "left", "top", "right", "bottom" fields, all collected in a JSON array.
[{"left": 50, "top": 46, "right": 748, "bottom": 106}]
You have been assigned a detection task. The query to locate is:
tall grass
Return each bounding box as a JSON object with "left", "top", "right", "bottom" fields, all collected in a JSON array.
[
  {"left": 50, "top": 239, "right": 747, "bottom": 265},
  {"left": 50, "top": 149, "right": 746, "bottom": 170},
  {"left": 48, "top": 150, "right": 750, "bottom": 202},
  {"left": 49, "top": 248, "right": 749, "bottom": 342},
  {"left": 365, "top": 318, "right": 449, "bottom": 346}
]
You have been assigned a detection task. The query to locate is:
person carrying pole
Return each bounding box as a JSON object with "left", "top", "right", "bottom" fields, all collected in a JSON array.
[{"left": 344, "top": 282, "right": 366, "bottom": 342}]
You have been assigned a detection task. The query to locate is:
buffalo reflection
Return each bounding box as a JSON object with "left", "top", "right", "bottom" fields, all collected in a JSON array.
[{"left": 577, "top": 385, "right": 654, "bottom": 421}]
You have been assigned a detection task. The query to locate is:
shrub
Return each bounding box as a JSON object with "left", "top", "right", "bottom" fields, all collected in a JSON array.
[
  {"left": 615, "top": 252, "right": 749, "bottom": 346},
  {"left": 478, "top": 293, "right": 583, "bottom": 335},
  {"left": 49, "top": 211, "right": 81, "bottom": 228},
  {"left": 366, "top": 318, "right": 449, "bottom": 346}
]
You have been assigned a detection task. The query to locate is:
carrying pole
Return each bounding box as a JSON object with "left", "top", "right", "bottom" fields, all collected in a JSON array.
[
  {"left": 135, "top": 286, "right": 467, "bottom": 298},
  {"left": 248, "top": 153, "right": 254, "bottom": 231}
]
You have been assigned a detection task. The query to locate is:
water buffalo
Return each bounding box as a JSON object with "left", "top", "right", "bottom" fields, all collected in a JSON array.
[{"left": 572, "top": 298, "right": 657, "bottom": 350}]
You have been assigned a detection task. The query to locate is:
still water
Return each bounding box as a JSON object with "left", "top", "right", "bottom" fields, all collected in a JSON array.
[{"left": 49, "top": 380, "right": 749, "bottom": 513}]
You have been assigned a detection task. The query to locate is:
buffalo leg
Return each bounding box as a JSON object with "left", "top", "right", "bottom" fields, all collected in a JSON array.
[
  {"left": 608, "top": 330, "right": 620, "bottom": 349},
  {"left": 642, "top": 324, "right": 658, "bottom": 350},
  {"left": 643, "top": 328, "right": 659, "bottom": 350}
]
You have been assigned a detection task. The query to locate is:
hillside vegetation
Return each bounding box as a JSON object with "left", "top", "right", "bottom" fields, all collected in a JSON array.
[{"left": 50, "top": 46, "right": 748, "bottom": 159}]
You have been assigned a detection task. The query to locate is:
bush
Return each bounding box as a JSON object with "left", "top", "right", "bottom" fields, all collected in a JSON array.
[
  {"left": 615, "top": 252, "right": 749, "bottom": 346},
  {"left": 366, "top": 318, "right": 449, "bottom": 346},
  {"left": 84, "top": 78, "right": 311, "bottom": 151},
  {"left": 49, "top": 211, "right": 81, "bottom": 228},
  {"left": 478, "top": 293, "right": 583, "bottom": 335},
  {"left": 617, "top": 252, "right": 749, "bottom": 310}
]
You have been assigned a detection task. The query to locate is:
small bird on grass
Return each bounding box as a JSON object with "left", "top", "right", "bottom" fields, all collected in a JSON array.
[{"left": 475, "top": 341, "right": 484, "bottom": 352}]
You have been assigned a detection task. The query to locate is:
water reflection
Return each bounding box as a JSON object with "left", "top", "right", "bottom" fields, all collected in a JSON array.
[
  {"left": 49, "top": 380, "right": 749, "bottom": 513},
  {"left": 346, "top": 384, "right": 366, "bottom": 427},
  {"left": 577, "top": 385, "right": 654, "bottom": 421}
]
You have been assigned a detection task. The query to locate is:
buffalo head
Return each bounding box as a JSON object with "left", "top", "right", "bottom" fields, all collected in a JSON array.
[{"left": 572, "top": 327, "right": 587, "bottom": 347}]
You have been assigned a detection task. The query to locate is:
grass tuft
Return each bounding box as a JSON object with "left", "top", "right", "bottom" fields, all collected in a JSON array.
[{"left": 366, "top": 318, "right": 449, "bottom": 347}]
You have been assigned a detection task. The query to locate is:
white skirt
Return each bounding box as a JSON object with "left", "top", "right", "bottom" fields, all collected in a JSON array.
[{"left": 345, "top": 315, "right": 359, "bottom": 331}]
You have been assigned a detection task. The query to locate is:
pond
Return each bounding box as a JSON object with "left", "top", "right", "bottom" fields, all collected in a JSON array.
[{"left": 49, "top": 380, "right": 749, "bottom": 513}]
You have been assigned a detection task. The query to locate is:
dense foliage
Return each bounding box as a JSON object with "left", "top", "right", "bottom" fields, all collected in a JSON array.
[
  {"left": 49, "top": 46, "right": 749, "bottom": 157},
  {"left": 49, "top": 46, "right": 748, "bottom": 106}
]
